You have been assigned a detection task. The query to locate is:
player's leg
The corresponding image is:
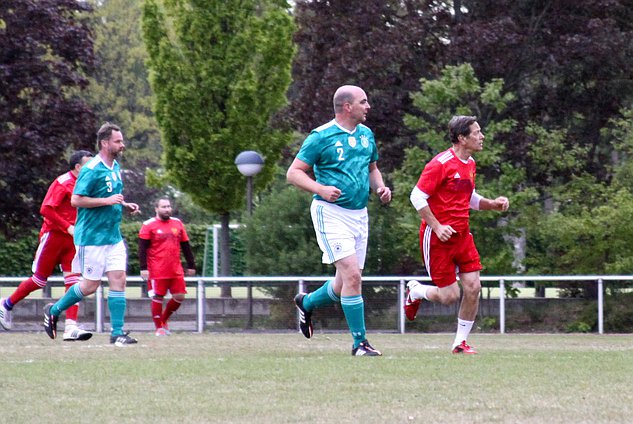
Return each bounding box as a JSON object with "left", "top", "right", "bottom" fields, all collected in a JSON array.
[
  {"left": 1, "top": 232, "right": 58, "bottom": 330},
  {"left": 63, "top": 273, "right": 81, "bottom": 324},
  {"left": 449, "top": 271, "right": 480, "bottom": 353},
  {"left": 57, "top": 235, "right": 92, "bottom": 340},
  {"left": 406, "top": 225, "right": 460, "bottom": 320},
  {"left": 161, "top": 278, "right": 186, "bottom": 333},
  {"left": 299, "top": 201, "right": 342, "bottom": 312},
  {"left": 61, "top": 272, "right": 92, "bottom": 341},
  {"left": 293, "top": 201, "right": 343, "bottom": 339},
  {"left": 148, "top": 278, "right": 166, "bottom": 334},
  {"left": 341, "top": 211, "right": 380, "bottom": 356},
  {"left": 44, "top": 245, "right": 102, "bottom": 339},
  {"left": 451, "top": 234, "right": 482, "bottom": 354},
  {"left": 105, "top": 241, "right": 136, "bottom": 345}
]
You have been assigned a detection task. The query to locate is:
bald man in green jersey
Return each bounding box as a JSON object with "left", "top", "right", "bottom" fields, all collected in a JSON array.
[{"left": 288, "top": 85, "right": 392, "bottom": 356}]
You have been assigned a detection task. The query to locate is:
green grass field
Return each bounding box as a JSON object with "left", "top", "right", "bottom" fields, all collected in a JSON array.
[{"left": 1, "top": 332, "right": 632, "bottom": 423}]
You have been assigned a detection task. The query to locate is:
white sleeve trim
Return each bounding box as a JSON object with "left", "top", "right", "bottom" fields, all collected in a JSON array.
[
  {"left": 410, "top": 186, "right": 430, "bottom": 210},
  {"left": 470, "top": 190, "right": 483, "bottom": 210}
]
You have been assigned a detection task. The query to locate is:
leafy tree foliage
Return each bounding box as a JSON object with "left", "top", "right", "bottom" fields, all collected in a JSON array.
[
  {"left": 524, "top": 107, "right": 633, "bottom": 294},
  {"left": 289, "top": 0, "right": 448, "bottom": 170},
  {"left": 244, "top": 183, "right": 326, "bottom": 276},
  {"left": 142, "top": 0, "right": 295, "bottom": 291},
  {"left": 0, "top": 0, "right": 96, "bottom": 237},
  {"left": 447, "top": 0, "right": 633, "bottom": 183},
  {"left": 84, "top": 0, "right": 162, "bottom": 218}
]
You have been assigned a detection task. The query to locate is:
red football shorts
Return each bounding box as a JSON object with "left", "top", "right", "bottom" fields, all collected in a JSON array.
[
  {"left": 32, "top": 231, "right": 75, "bottom": 277},
  {"left": 419, "top": 223, "right": 482, "bottom": 288},
  {"left": 148, "top": 276, "right": 188, "bottom": 297}
]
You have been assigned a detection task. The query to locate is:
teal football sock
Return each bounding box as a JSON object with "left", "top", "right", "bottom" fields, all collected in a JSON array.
[
  {"left": 303, "top": 279, "right": 339, "bottom": 312},
  {"left": 108, "top": 290, "right": 127, "bottom": 336},
  {"left": 51, "top": 283, "right": 84, "bottom": 316},
  {"left": 341, "top": 295, "right": 366, "bottom": 348}
]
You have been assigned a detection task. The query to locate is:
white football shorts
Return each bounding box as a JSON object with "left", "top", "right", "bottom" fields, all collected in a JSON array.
[
  {"left": 72, "top": 240, "right": 127, "bottom": 280},
  {"left": 310, "top": 199, "right": 368, "bottom": 268}
]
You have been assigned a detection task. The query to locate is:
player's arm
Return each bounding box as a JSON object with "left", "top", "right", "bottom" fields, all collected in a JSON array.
[
  {"left": 122, "top": 201, "right": 141, "bottom": 215},
  {"left": 180, "top": 241, "right": 196, "bottom": 276},
  {"left": 40, "top": 204, "right": 73, "bottom": 234},
  {"left": 286, "top": 157, "right": 341, "bottom": 203},
  {"left": 473, "top": 191, "right": 509, "bottom": 212},
  {"left": 368, "top": 162, "right": 391, "bottom": 204},
  {"left": 410, "top": 186, "right": 456, "bottom": 242},
  {"left": 138, "top": 238, "right": 150, "bottom": 280},
  {"left": 71, "top": 193, "right": 124, "bottom": 208}
]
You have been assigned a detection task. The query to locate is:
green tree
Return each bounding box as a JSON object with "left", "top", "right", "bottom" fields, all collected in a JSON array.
[
  {"left": 142, "top": 0, "right": 295, "bottom": 294},
  {"left": 85, "top": 0, "right": 162, "bottom": 217},
  {"left": 525, "top": 107, "right": 633, "bottom": 295},
  {"left": 0, "top": 0, "right": 96, "bottom": 238},
  {"left": 446, "top": 0, "right": 633, "bottom": 184}
]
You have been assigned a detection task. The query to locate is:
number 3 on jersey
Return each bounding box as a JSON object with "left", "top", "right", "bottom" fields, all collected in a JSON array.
[{"left": 105, "top": 176, "right": 113, "bottom": 193}]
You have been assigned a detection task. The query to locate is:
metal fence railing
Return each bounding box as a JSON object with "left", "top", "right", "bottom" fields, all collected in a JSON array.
[{"left": 1, "top": 275, "right": 631, "bottom": 334}]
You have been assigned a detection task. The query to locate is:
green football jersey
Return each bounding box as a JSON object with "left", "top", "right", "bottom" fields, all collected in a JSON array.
[
  {"left": 297, "top": 119, "right": 379, "bottom": 210},
  {"left": 73, "top": 155, "right": 124, "bottom": 246}
]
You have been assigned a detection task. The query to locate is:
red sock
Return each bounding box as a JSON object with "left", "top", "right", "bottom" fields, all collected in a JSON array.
[
  {"left": 9, "top": 275, "right": 46, "bottom": 306},
  {"left": 161, "top": 298, "right": 182, "bottom": 325},
  {"left": 151, "top": 298, "right": 163, "bottom": 329},
  {"left": 64, "top": 274, "right": 81, "bottom": 322}
]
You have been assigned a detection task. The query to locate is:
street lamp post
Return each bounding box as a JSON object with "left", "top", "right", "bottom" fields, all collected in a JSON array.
[
  {"left": 235, "top": 150, "right": 265, "bottom": 215},
  {"left": 235, "top": 150, "right": 264, "bottom": 329}
]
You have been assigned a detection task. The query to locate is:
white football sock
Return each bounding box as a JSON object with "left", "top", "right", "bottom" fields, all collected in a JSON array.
[
  {"left": 453, "top": 318, "right": 474, "bottom": 348},
  {"left": 409, "top": 281, "right": 431, "bottom": 301}
]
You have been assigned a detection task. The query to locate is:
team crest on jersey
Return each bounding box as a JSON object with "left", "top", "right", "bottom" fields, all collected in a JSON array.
[
  {"left": 347, "top": 137, "right": 357, "bottom": 148},
  {"left": 332, "top": 242, "right": 343, "bottom": 253},
  {"left": 360, "top": 135, "right": 369, "bottom": 148},
  {"left": 171, "top": 228, "right": 179, "bottom": 236}
]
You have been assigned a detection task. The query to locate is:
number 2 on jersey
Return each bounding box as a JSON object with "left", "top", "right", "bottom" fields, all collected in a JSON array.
[{"left": 337, "top": 147, "right": 345, "bottom": 161}]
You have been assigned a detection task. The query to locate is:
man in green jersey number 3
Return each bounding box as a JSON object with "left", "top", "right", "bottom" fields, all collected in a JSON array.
[
  {"left": 287, "top": 85, "right": 392, "bottom": 356},
  {"left": 44, "top": 122, "right": 141, "bottom": 346}
]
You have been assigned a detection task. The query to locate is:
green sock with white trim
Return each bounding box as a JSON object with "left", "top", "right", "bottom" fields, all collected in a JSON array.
[{"left": 341, "top": 294, "right": 366, "bottom": 348}]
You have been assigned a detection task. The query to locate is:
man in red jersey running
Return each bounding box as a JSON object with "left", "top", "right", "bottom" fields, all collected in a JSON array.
[
  {"left": 138, "top": 198, "right": 196, "bottom": 336},
  {"left": 404, "top": 116, "right": 509, "bottom": 354},
  {"left": 0, "top": 150, "right": 94, "bottom": 340}
]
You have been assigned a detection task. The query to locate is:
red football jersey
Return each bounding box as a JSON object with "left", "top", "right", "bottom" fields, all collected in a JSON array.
[
  {"left": 416, "top": 148, "right": 476, "bottom": 233},
  {"left": 139, "top": 217, "right": 190, "bottom": 278},
  {"left": 40, "top": 171, "right": 78, "bottom": 235}
]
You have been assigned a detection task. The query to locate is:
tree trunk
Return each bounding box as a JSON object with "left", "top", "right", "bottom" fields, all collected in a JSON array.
[
  {"left": 454, "top": 0, "right": 462, "bottom": 23},
  {"left": 219, "top": 212, "right": 232, "bottom": 298}
]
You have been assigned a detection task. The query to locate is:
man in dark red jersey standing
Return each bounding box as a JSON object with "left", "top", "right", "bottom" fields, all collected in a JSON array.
[
  {"left": 404, "top": 116, "right": 509, "bottom": 354},
  {"left": 138, "top": 198, "right": 196, "bottom": 336},
  {"left": 0, "top": 150, "right": 94, "bottom": 341}
]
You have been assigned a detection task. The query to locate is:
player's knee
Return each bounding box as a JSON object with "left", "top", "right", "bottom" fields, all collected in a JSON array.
[
  {"left": 462, "top": 282, "right": 481, "bottom": 299},
  {"left": 32, "top": 274, "right": 48, "bottom": 286},
  {"left": 173, "top": 294, "right": 186, "bottom": 302},
  {"left": 345, "top": 272, "right": 362, "bottom": 292}
]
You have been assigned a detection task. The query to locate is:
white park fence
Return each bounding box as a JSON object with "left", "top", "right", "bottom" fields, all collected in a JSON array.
[{"left": 0, "top": 275, "right": 630, "bottom": 334}]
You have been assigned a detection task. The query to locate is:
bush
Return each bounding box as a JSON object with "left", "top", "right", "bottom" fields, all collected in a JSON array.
[{"left": 0, "top": 229, "right": 40, "bottom": 276}]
